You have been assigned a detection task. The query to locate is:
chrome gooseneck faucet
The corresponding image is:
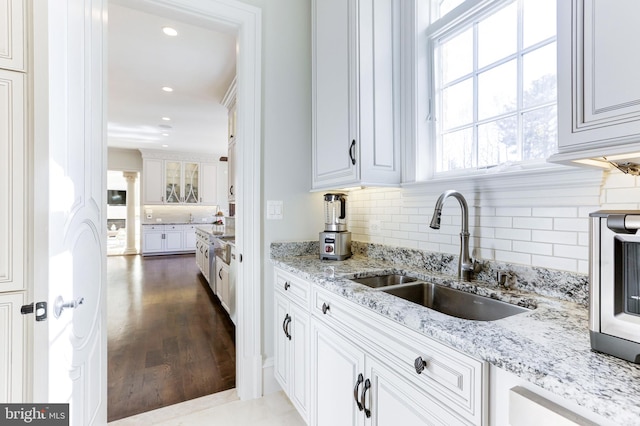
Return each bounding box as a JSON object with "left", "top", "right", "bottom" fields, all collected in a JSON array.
[{"left": 430, "top": 190, "right": 475, "bottom": 281}]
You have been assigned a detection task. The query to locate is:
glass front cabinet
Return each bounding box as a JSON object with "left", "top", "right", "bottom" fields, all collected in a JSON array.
[{"left": 165, "top": 161, "right": 199, "bottom": 204}]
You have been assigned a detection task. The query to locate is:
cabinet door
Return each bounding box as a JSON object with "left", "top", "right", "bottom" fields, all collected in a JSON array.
[
  {"left": 0, "top": 69, "right": 25, "bottom": 292},
  {"left": 274, "top": 293, "right": 290, "bottom": 390},
  {"left": 557, "top": 0, "right": 640, "bottom": 152},
  {"left": 218, "top": 261, "right": 230, "bottom": 313},
  {"left": 142, "top": 159, "right": 164, "bottom": 204},
  {"left": 311, "top": 320, "right": 365, "bottom": 426},
  {"left": 183, "top": 225, "right": 196, "bottom": 250},
  {"left": 366, "top": 356, "right": 468, "bottom": 426},
  {"left": 199, "top": 163, "right": 218, "bottom": 205},
  {"left": 311, "top": 0, "right": 359, "bottom": 190},
  {"left": 164, "top": 227, "right": 183, "bottom": 251},
  {"left": 289, "top": 303, "right": 311, "bottom": 421},
  {"left": 183, "top": 162, "right": 199, "bottom": 204},
  {"left": 228, "top": 139, "right": 236, "bottom": 202},
  {"left": 165, "top": 161, "right": 182, "bottom": 203},
  {"left": 142, "top": 227, "right": 164, "bottom": 253},
  {"left": 203, "top": 248, "right": 210, "bottom": 287},
  {"left": 0, "top": 0, "right": 25, "bottom": 72}
]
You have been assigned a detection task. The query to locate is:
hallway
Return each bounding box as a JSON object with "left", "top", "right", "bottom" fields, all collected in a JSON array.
[{"left": 107, "top": 254, "right": 236, "bottom": 422}]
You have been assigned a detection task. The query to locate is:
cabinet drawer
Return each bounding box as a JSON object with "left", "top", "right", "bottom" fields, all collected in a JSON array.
[
  {"left": 274, "top": 269, "right": 310, "bottom": 307},
  {"left": 143, "top": 224, "right": 165, "bottom": 231},
  {"left": 312, "top": 287, "right": 485, "bottom": 425}
]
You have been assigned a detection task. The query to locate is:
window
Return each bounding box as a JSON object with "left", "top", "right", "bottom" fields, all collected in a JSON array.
[{"left": 427, "top": 0, "right": 557, "bottom": 175}]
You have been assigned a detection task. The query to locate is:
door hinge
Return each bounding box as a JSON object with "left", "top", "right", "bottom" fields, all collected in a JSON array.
[{"left": 21, "top": 301, "right": 48, "bottom": 321}]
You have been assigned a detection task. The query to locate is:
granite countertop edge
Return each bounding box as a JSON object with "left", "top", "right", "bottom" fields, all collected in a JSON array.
[{"left": 271, "top": 254, "right": 640, "bottom": 425}]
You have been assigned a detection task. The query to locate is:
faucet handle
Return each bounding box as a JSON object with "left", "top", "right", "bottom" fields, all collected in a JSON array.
[{"left": 497, "top": 270, "right": 516, "bottom": 288}]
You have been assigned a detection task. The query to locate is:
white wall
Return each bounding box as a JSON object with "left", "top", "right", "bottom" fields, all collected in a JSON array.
[
  {"left": 108, "top": 147, "right": 142, "bottom": 171},
  {"left": 237, "top": 0, "right": 322, "bottom": 385}
]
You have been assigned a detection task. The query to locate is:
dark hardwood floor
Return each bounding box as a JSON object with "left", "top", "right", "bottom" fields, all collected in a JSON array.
[{"left": 107, "top": 254, "right": 236, "bottom": 422}]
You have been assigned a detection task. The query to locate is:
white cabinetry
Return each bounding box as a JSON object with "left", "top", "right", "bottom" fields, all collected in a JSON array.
[
  {"left": 274, "top": 269, "right": 311, "bottom": 423},
  {"left": 142, "top": 158, "right": 164, "bottom": 204},
  {"left": 227, "top": 137, "right": 236, "bottom": 202},
  {"left": 311, "top": 0, "right": 400, "bottom": 190},
  {"left": 183, "top": 224, "right": 197, "bottom": 251},
  {"left": 215, "top": 257, "right": 230, "bottom": 313},
  {"left": 142, "top": 224, "right": 194, "bottom": 255},
  {"left": 554, "top": 0, "right": 640, "bottom": 161},
  {"left": 310, "top": 287, "right": 486, "bottom": 426},
  {"left": 273, "top": 267, "right": 486, "bottom": 425},
  {"left": 140, "top": 150, "right": 218, "bottom": 205},
  {"left": 0, "top": 293, "right": 25, "bottom": 402},
  {"left": 223, "top": 77, "right": 236, "bottom": 203},
  {"left": 0, "top": 0, "right": 26, "bottom": 72}
]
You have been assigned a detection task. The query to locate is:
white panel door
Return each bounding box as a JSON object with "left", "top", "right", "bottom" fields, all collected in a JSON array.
[
  {"left": 142, "top": 158, "right": 164, "bottom": 204},
  {"left": 311, "top": 0, "right": 359, "bottom": 189},
  {"left": 199, "top": 162, "right": 218, "bottom": 204},
  {"left": 0, "top": 0, "right": 25, "bottom": 71},
  {"left": 142, "top": 230, "right": 164, "bottom": 253},
  {"left": 32, "top": 1, "right": 107, "bottom": 424},
  {"left": 0, "top": 293, "right": 25, "bottom": 402},
  {"left": 164, "top": 227, "right": 183, "bottom": 251},
  {"left": 311, "top": 320, "right": 364, "bottom": 426},
  {"left": 274, "top": 293, "right": 290, "bottom": 389},
  {"left": 289, "top": 303, "right": 310, "bottom": 421},
  {"left": 183, "top": 225, "right": 197, "bottom": 250},
  {"left": 0, "top": 69, "right": 24, "bottom": 293}
]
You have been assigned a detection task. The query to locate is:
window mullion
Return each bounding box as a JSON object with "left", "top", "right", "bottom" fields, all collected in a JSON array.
[
  {"left": 472, "top": 20, "right": 479, "bottom": 169},
  {"left": 517, "top": 0, "right": 524, "bottom": 160}
]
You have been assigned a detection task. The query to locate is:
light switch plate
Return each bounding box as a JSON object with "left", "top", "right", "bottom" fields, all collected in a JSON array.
[{"left": 267, "top": 200, "right": 283, "bottom": 220}]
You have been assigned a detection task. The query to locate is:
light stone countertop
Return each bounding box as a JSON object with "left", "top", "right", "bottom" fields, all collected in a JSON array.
[{"left": 271, "top": 253, "right": 640, "bottom": 425}]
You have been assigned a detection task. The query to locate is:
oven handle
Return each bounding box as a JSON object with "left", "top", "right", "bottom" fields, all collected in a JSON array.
[{"left": 607, "top": 214, "right": 640, "bottom": 234}]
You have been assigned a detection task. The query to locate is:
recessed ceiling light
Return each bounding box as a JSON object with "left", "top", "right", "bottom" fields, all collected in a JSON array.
[
  {"left": 162, "top": 133, "right": 169, "bottom": 137},
  {"left": 158, "top": 124, "right": 172, "bottom": 129},
  {"left": 161, "top": 144, "right": 169, "bottom": 148},
  {"left": 162, "top": 117, "right": 171, "bottom": 121},
  {"left": 162, "top": 86, "right": 173, "bottom": 92},
  {"left": 162, "top": 27, "right": 178, "bottom": 37}
]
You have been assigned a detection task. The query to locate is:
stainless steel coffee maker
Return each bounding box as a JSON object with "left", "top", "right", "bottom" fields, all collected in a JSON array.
[{"left": 320, "top": 193, "right": 352, "bottom": 260}]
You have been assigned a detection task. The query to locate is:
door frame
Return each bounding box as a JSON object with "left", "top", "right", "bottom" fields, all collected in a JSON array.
[
  {"left": 115, "top": 0, "right": 265, "bottom": 400},
  {"left": 31, "top": 0, "right": 264, "bottom": 403}
]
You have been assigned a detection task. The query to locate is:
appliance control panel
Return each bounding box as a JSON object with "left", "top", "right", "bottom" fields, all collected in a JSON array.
[{"left": 323, "top": 234, "right": 336, "bottom": 254}]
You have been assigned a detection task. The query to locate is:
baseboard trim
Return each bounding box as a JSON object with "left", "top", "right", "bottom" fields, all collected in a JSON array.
[{"left": 262, "top": 357, "right": 281, "bottom": 395}]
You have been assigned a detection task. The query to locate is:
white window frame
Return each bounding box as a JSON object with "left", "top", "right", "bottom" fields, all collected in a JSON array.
[{"left": 408, "top": 0, "right": 565, "bottom": 184}]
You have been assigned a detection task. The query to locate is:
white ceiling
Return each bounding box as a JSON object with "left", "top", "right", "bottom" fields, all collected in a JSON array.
[{"left": 107, "top": 2, "right": 237, "bottom": 157}]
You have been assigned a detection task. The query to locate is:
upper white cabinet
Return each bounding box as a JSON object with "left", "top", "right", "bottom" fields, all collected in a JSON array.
[
  {"left": 223, "top": 77, "right": 237, "bottom": 203},
  {"left": 142, "top": 158, "right": 164, "bottom": 204},
  {"left": 311, "top": 0, "right": 401, "bottom": 191},
  {"left": 140, "top": 150, "right": 218, "bottom": 205},
  {"left": 554, "top": 0, "right": 640, "bottom": 160},
  {"left": 0, "top": 0, "right": 25, "bottom": 72}
]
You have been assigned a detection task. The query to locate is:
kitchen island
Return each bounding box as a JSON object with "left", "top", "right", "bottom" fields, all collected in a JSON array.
[{"left": 271, "top": 241, "right": 639, "bottom": 425}]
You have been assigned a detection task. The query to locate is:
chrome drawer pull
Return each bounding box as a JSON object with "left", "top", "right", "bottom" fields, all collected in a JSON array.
[{"left": 361, "top": 378, "right": 371, "bottom": 418}]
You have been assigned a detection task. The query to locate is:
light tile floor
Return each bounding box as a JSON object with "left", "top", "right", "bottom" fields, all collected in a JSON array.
[{"left": 108, "top": 389, "right": 305, "bottom": 426}]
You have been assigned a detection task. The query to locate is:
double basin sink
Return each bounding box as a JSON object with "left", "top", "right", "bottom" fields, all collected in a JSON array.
[{"left": 351, "top": 274, "right": 531, "bottom": 321}]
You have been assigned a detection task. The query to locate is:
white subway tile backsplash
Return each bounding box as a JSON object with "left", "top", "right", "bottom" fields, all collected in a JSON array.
[
  {"left": 513, "top": 240, "right": 552, "bottom": 255},
  {"left": 554, "top": 244, "right": 588, "bottom": 260},
  {"left": 531, "top": 230, "right": 578, "bottom": 245},
  {"left": 532, "top": 255, "right": 577, "bottom": 272},
  {"left": 531, "top": 207, "right": 578, "bottom": 218},
  {"left": 495, "top": 207, "right": 532, "bottom": 217},
  {"left": 554, "top": 218, "right": 589, "bottom": 232},
  {"left": 346, "top": 169, "right": 638, "bottom": 274},
  {"left": 513, "top": 217, "right": 553, "bottom": 230}
]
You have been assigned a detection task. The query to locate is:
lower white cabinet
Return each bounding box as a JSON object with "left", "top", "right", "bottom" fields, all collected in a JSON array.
[
  {"left": 274, "top": 269, "right": 311, "bottom": 423},
  {"left": 183, "top": 224, "right": 197, "bottom": 250},
  {"left": 215, "top": 257, "right": 230, "bottom": 313},
  {"left": 142, "top": 224, "right": 195, "bottom": 255},
  {"left": 273, "top": 266, "right": 487, "bottom": 426}
]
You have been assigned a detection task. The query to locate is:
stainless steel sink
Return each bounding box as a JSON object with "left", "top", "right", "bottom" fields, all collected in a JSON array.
[
  {"left": 352, "top": 274, "right": 418, "bottom": 288},
  {"left": 382, "top": 282, "right": 530, "bottom": 321}
]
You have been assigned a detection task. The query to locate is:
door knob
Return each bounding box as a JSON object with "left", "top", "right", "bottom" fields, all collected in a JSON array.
[{"left": 54, "top": 296, "right": 85, "bottom": 319}]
